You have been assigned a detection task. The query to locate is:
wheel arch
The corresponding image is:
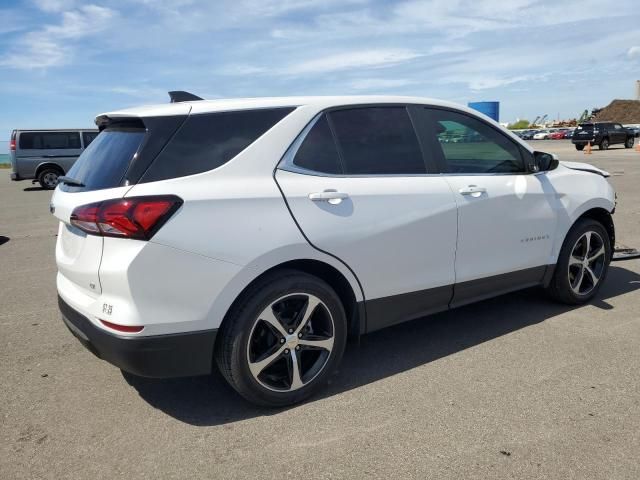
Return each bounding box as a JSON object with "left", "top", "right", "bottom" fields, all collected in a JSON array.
[
  {"left": 35, "top": 162, "right": 65, "bottom": 178},
  {"left": 218, "top": 259, "right": 365, "bottom": 342},
  {"left": 576, "top": 207, "right": 615, "bottom": 251}
]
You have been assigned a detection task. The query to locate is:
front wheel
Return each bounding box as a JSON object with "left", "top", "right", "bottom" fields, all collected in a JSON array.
[
  {"left": 215, "top": 270, "right": 347, "bottom": 407},
  {"left": 599, "top": 138, "right": 609, "bottom": 150},
  {"left": 625, "top": 137, "right": 634, "bottom": 148},
  {"left": 575, "top": 144, "right": 584, "bottom": 151},
  {"left": 547, "top": 218, "right": 611, "bottom": 305}
]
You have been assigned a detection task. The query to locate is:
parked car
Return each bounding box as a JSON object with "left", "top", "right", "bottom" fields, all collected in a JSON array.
[
  {"left": 533, "top": 130, "right": 551, "bottom": 140},
  {"left": 563, "top": 130, "right": 575, "bottom": 139},
  {"left": 624, "top": 125, "right": 640, "bottom": 138},
  {"left": 9, "top": 129, "right": 99, "bottom": 189},
  {"left": 572, "top": 122, "right": 635, "bottom": 151},
  {"left": 53, "top": 94, "right": 617, "bottom": 407},
  {"left": 550, "top": 130, "right": 568, "bottom": 140},
  {"left": 520, "top": 130, "right": 536, "bottom": 140}
]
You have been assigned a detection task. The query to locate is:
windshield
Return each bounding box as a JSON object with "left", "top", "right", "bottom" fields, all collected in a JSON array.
[{"left": 61, "top": 128, "right": 145, "bottom": 192}]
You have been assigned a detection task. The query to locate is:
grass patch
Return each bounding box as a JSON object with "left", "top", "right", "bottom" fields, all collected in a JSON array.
[{"left": 0, "top": 164, "right": 11, "bottom": 169}]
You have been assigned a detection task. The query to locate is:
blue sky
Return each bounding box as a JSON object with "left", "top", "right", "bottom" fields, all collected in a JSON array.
[{"left": 1, "top": 0, "right": 639, "bottom": 149}]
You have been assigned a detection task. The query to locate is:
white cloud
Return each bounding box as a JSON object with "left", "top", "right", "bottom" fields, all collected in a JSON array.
[
  {"left": 32, "top": 0, "right": 76, "bottom": 12},
  {"left": 628, "top": 46, "right": 640, "bottom": 60},
  {"left": 467, "top": 75, "right": 534, "bottom": 91},
  {"left": 284, "top": 49, "right": 422, "bottom": 75},
  {"left": 218, "top": 64, "right": 267, "bottom": 76},
  {"left": 349, "top": 78, "right": 418, "bottom": 90},
  {"left": 1, "top": 5, "right": 115, "bottom": 69}
]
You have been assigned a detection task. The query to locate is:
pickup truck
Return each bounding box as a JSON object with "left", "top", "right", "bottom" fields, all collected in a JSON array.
[{"left": 572, "top": 122, "right": 635, "bottom": 151}]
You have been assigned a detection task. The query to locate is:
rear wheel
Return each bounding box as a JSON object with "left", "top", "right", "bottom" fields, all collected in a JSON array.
[
  {"left": 215, "top": 270, "right": 347, "bottom": 407},
  {"left": 625, "top": 137, "right": 634, "bottom": 149},
  {"left": 575, "top": 144, "right": 584, "bottom": 151},
  {"left": 547, "top": 218, "right": 611, "bottom": 304},
  {"left": 599, "top": 138, "right": 609, "bottom": 150},
  {"left": 37, "top": 168, "right": 61, "bottom": 189}
]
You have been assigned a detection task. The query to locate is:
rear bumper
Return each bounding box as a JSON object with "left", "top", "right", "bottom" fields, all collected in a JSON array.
[
  {"left": 58, "top": 295, "right": 217, "bottom": 378},
  {"left": 10, "top": 172, "right": 20, "bottom": 181}
]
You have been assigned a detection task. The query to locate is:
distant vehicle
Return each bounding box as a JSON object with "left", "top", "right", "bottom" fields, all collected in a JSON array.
[
  {"left": 520, "top": 130, "right": 536, "bottom": 140},
  {"left": 564, "top": 130, "right": 575, "bottom": 139},
  {"left": 572, "top": 122, "right": 635, "bottom": 151},
  {"left": 9, "top": 129, "right": 99, "bottom": 189},
  {"left": 53, "top": 93, "right": 618, "bottom": 406},
  {"left": 550, "top": 130, "right": 568, "bottom": 140},
  {"left": 533, "top": 130, "right": 551, "bottom": 140},
  {"left": 624, "top": 126, "right": 640, "bottom": 138}
]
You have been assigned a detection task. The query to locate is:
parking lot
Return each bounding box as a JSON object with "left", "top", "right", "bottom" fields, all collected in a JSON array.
[{"left": 1, "top": 140, "right": 639, "bottom": 479}]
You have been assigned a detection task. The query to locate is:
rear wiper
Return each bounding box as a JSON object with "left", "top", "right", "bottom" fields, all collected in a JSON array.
[{"left": 58, "top": 176, "right": 85, "bottom": 187}]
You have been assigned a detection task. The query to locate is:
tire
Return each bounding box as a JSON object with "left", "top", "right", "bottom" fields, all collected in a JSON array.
[
  {"left": 599, "top": 138, "right": 609, "bottom": 150},
  {"left": 215, "top": 270, "right": 347, "bottom": 407},
  {"left": 625, "top": 137, "right": 634, "bottom": 149},
  {"left": 38, "top": 168, "right": 61, "bottom": 189},
  {"left": 575, "top": 144, "right": 584, "bottom": 151},
  {"left": 547, "top": 218, "right": 611, "bottom": 305}
]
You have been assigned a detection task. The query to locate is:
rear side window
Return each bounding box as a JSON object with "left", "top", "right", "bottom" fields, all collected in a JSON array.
[
  {"left": 141, "top": 108, "right": 294, "bottom": 182},
  {"left": 19, "top": 132, "right": 80, "bottom": 150},
  {"left": 293, "top": 115, "right": 342, "bottom": 174},
  {"left": 82, "top": 132, "right": 99, "bottom": 147},
  {"left": 61, "top": 128, "right": 145, "bottom": 192},
  {"left": 328, "top": 107, "right": 425, "bottom": 175}
]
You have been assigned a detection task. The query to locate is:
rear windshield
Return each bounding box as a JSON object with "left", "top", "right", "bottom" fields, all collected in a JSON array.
[
  {"left": 577, "top": 124, "right": 594, "bottom": 130},
  {"left": 140, "top": 107, "right": 294, "bottom": 183},
  {"left": 61, "top": 128, "right": 145, "bottom": 192},
  {"left": 19, "top": 131, "right": 81, "bottom": 150}
]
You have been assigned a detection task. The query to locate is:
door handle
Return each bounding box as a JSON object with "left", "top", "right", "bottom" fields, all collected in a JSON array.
[
  {"left": 459, "top": 185, "right": 487, "bottom": 196},
  {"left": 308, "top": 190, "right": 349, "bottom": 204}
]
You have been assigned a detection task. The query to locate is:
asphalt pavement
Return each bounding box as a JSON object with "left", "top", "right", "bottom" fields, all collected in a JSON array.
[{"left": 1, "top": 140, "right": 639, "bottom": 479}]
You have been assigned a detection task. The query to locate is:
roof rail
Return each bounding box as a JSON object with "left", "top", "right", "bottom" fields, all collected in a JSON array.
[{"left": 168, "top": 91, "right": 204, "bottom": 103}]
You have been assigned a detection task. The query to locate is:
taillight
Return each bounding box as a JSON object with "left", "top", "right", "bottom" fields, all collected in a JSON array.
[
  {"left": 10, "top": 131, "right": 16, "bottom": 151},
  {"left": 70, "top": 196, "right": 182, "bottom": 240}
]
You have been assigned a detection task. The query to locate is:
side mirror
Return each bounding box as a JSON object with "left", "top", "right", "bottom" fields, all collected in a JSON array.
[{"left": 533, "top": 151, "right": 559, "bottom": 172}]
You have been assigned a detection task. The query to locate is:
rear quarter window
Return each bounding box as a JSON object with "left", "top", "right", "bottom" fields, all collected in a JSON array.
[
  {"left": 140, "top": 107, "right": 295, "bottom": 182},
  {"left": 82, "top": 132, "right": 99, "bottom": 147}
]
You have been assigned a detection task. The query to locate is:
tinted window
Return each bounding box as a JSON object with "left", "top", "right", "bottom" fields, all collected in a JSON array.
[
  {"left": 61, "top": 128, "right": 145, "bottom": 192},
  {"left": 142, "top": 108, "right": 294, "bottom": 182},
  {"left": 293, "top": 115, "right": 342, "bottom": 174},
  {"left": 82, "top": 132, "right": 99, "bottom": 147},
  {"left": 425, "top": 108, "right": 524, "bottom": 174},
  {"left": 329, "top": 107, "right": 425, "bottom": 175},
  {"left": 19, "top": 132, "right": 80, "bottom": 150}
]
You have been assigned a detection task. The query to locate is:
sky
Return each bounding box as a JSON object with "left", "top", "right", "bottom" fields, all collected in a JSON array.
[{"left": 1, "top": 0, "right": 640, "bottom": 149}]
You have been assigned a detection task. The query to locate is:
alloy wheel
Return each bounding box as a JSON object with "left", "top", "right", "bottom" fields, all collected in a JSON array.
[
  {"left": 246, "top": 293, "right": 335, "bottom": 392},
  {"left": 568, "top": 231, "right": 606, "bottom": 296}
]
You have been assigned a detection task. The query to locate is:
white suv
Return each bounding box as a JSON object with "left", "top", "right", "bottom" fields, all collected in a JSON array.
[{"left": 53, "top": 94, "right": 616, "bottom": 406}]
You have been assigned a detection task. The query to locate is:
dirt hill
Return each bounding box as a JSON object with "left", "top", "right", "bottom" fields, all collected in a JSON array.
[{"left": 592, "top": 99, "right": 640, "bottom": 124}]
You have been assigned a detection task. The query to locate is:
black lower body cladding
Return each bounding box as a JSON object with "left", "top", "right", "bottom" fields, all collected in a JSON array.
[{"left": 58, "top": 296, "right": 217, "bottom": 378}]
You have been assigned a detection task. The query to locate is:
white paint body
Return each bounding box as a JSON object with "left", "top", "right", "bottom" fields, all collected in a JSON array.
[{"left": 52, "top": 96, "right": 616, "bottom": 337}]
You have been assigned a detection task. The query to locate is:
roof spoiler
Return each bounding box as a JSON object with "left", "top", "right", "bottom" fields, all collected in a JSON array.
[{"left": 168, "top": 91, "right": 203, "bottom": 103}]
